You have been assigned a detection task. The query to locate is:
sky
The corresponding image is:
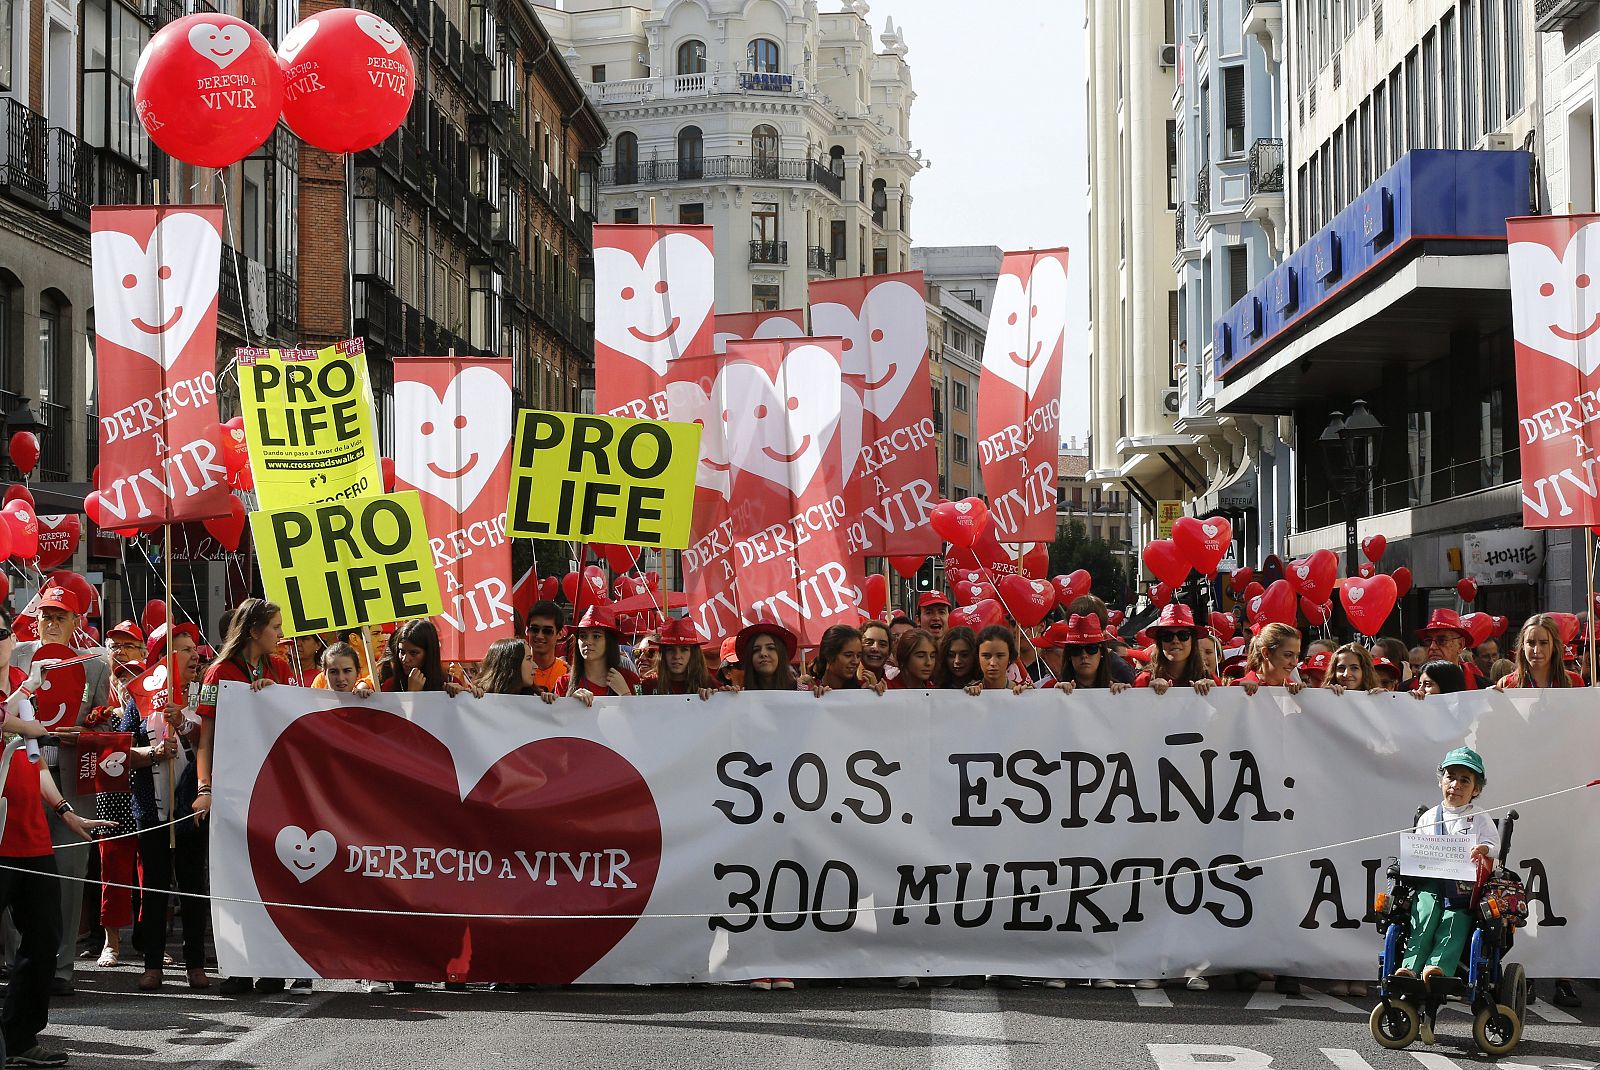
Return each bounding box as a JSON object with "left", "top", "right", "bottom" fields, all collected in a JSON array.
[{"left": 855, "top": 0, "right": 1091, "bottom": 444}]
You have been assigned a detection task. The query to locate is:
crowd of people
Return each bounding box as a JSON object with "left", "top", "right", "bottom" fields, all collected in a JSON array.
[{"left": 0, "top": 573, "right": 1592, "bottom": 1066}]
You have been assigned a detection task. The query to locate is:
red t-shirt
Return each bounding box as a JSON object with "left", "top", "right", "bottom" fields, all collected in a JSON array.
[
  {"left": 554, "top": 668, "right": 641, "bottom": 697},
  {"left": 1501, "top": 669, "right": 1585, "bottom": 688},
  {"left": 1234, "top": 671, "right": 1263, "bottom": 686},
  {"left": 197, "top": 655, "right": 294, "bottom": 719},
  {"left": 1, "top": 665, "right": 52, "bottom": 858}
]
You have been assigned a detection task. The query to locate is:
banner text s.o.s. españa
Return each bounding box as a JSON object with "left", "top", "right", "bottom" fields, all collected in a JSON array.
[{"left": 505, "top": 410, "right": 700, "bottom": 548}]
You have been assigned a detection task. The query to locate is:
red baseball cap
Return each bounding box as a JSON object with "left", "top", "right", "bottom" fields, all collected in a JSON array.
[
  {"left": 147, "top": 621, "right": 201, "bottom": 659},
  {"left": 36, "top": 586, "right": 80, "bottom": 615},
  {"left": 918, "top": 592, "right": 952, "bottom": 610},
  {"left": 1299, "top": 651, "right": 1333, "bottom": 675},
  {"left": 106, "top": 620, "right": 145, "bottom": 644}
]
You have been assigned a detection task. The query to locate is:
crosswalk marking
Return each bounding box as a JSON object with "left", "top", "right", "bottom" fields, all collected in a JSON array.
[{"left": 929, "top": 987, "right": 1013, "bottom": 1070}]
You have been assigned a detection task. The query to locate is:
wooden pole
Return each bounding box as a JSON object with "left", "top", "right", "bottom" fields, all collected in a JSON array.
[
  {"left": 1587, "top": 527, "right": 1597, "bottom": 686},
  {"left": 151, "top": 176, "right": 179, "bottom": 847}
]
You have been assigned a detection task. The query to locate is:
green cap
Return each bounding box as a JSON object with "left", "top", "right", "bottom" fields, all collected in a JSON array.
[{"left": 1440, "top": 746, "right": 1486, "bottom": 780}]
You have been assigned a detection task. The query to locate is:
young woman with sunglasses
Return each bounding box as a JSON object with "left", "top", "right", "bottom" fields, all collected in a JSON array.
[
  {"left": 1134, "top": 605, "right": 1215, "bottom": 695},
  {"left": 1052, "top": 615, "right": 1131, "bottom": 694}
]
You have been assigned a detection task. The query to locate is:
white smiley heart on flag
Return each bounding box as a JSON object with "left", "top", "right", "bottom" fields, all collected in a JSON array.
[
  {"left": 91, "top": 212, "right": 221, "bottom": 369},
  {"left": 394, "top": 367, "right": 513, "bottom": 511},
  {"left": 278, "top": 17, "right": 319, "bottom": 63},
  {"left": 980, "top": 255, "right": 1070, "bottom": 400},
  {"left": 1508, "top": 222, "right": 1600, "bottom": 376},
  {"left": 664, "top": 375, "right": 732, "bottom": 499},
  {"left": 275, "top": 825, "right": 338, "bottom": 884},
  {"left": 594, "top": 234, "right": 716, "bottom": 376},
  {"left": 354, "top": 12, "right": 404, "bottom": 54},
  {"left": 187, "top": 22, "right": 251, "bottom": 70},
  {"left": 810, "top": 279, "right": 926, "bottom": 421},
  {"left": 717, "top": 345, "right": 842, "bottom": 493},
  {"left": 713, "top": 314, "right": 805, "bottom": 354},
  {"left": 142, "top": 665, "right": 169, "bottom": 692},
  {"left": 99, "top": 751, "right": 127, "bottom": 778}
]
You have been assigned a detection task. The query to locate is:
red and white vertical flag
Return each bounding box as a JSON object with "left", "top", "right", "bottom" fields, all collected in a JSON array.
[
  {"left": 976, "top": 248, "right": 1071, "bottom": 542},
  {"left": 1507, "top": 215, "right": 1600, "bottom": 527},
  {"left": 671, "top": 339, "right": 859, "bottom": 646},
  {"left": 810, "top": 271, "right": 941, "bottom": 554},
  {"left": 393, "top": 357, "right": 515, "bottom": 661},
  {"left": 593, "top": 224, "right": 716, "bottom": 421},
  {"left": 712, "top": 308, "right": 806, "bottom": 352},
  {"left": 90, "top": 206, "right": 231, "bottom": 524}
]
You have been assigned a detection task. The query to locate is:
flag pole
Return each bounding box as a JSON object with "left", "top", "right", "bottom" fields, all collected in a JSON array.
[
  {"left": 1587, "top": 526, "right": 1597, "bottom": 686},
  {"left": 150, "top": 177, "right": 180, "bottom": 848}
]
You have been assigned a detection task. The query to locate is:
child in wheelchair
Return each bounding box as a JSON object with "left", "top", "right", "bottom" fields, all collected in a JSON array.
[{"left": 1369, "top": 746, "right": 1531, "bottom": 1054}]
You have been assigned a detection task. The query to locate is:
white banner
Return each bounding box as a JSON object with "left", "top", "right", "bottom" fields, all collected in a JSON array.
[{"left": 210, "top": 685, "right": 1597, "bottom": 984}]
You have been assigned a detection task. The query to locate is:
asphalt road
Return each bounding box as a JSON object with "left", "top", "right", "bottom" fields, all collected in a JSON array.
[{"left": 33, "top": 971, "right": 1600, "bottom": 1070}]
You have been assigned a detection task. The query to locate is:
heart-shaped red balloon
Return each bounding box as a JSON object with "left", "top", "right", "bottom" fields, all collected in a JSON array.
[
  {"left": 1107, "top": 609, "right": 1125, "bottom": 629},
  {"left": 1251, "top": 579, "right": 1297, "bottom": 627},
  {"left": 3, "top": 500, "right": 39, "bottom": 560},
  {"left": 4, "top": 485, "right": 35, "bottom": 510},
  {"left": 561, "top": 572, "right": 580, "bottom": 604},
  {"left": 539, "top": 577, "right": 560, "bottom": 602},
  {"left": 1228, "top": 567, "right": 1254, "bottom": 595},
  {"left": 577, "top": 565, "right": 610, "bottom": 613},
  {"left": 1021, "top": 544, "right": 1049, "bottom": 580},
  {"left": 1152, "top": 582, "right": 1173, "bottom": 608},
  {"left": 969, "top": 523, "right": 1025, "bottom": 578},
  {"left": 203, "top": 496, "right": 247, "bottom": 552},
  {"left": 142, "top": 598, "right": 168, "bottom": 637},
  {"left": 1491, "top": 615, "right": 1510, "bottom": 638},
  {"left": 1287, "top": 548, "right": 1337, "bottom": 604},
  {"left": 889, "top": 555, "right": 926, "bottom": 579},
  {"left": 1142, "top": 538, "right": 1191, "bottom": 588},
  {"left": 1361, "top": 535, "right": 1387, "bottom": 565},
  {"left": 1209, "top": 611, "right": 1235, "bottom": 642},
  {"left": 949, "top": 598, "right": 1006, "bottom": 630},
  {"left": 1339, "top": 574, "right": 1398, "bottom": 637},
  {"left": 1459, "top": 612, "right": 1495, "bottom": 648},
  {"left": 8, "top": 431, "right": 39, "bottom": 477},
  {"left": 863, "top": 574, "right": 888, "bottom": 620},
  {"left": 1455, "top": 578, "right": 1478, "bottom": 603},
  {"left": 598, "top": 544, "right": 642, "bottom": 574},
  {"left": 216, "top": 421, "right": 250, "bottom": 476},
  {"left": 1548, "top": 612, "right": 1581, "bottom": 646},
  {"left": 1243, "top": 581, "right": 1265, "bottom": 602},
  {"left": 1172, "top": 516, "right": 1232, "bottom": 576},
  {"left": 1300, "top": 597, "right": 1332, "bottom": 627},
  {"left": 998, "top": 575, "right": 1055, "bottom": 628},
  {"left": 247, "top": 707, "right": 660, "bottom": 982},
  {"left": 1052, "top": 570, "right": 1092, "bottom": 608},
  {"left": 34, "top": 513, "right": 81, "bottom": 571},
  {"left": 930, "top": 498, "right": 988, "bottom": 548},
  {"left": 1357, "top": 562, "right": 1376, "bottom": 578},
  {"left": 46, "top": 571, "right": 95, "bottom": 619},
  {"left": 1391, "top": 567, "right": 1412, "bottom": 598}
]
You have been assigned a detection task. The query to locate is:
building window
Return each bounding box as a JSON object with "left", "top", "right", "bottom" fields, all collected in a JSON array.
[
  {"left": 83, "top": 0, "right": 151, "bottom": 166},
  {"left": 1168, "top": 289, "right": 1180, "bottom": 383},
  {"left": 751, "top": 124, "right": 779, "bottom": 178},
  {"left": 468, "top": 266, "right": 500, "bottom": 353},
  {"left": 1222, "top": 65, "right": 1245, "bottom": 156},
  {"left": 751, "top": 201, "right": 779, "bottom": 243},
  {"left": 871, "top": 178, "right": 887, "bottom": 226},
  {"left": 1461, "top": 0, "right": 1478, "bottom": 146},
  {"left": 678, "top": 125, "right": 704, "bottom": 179},
  {"left": 953, "top": 435, "right": 968, "bottom": 464},
  {"left": 752, "top": 284, "right": 781, "bottom": 311},
  {"left": 748, "top": 38, "right": 780, "bottom": 73},
  {"left": 954, "top": 486, "right": 968, "bottom": 500},
  {"left": 1441, "top": 11, "right": 1458, "bottom": 150},
  {"left": 1359, "top": 97, "right": 1373, "bottom": 186},
  {"left": 1422, "top": 30, "right": 1438, "bottom": 147},
  {"left": 829, "top": 219, "right": 846, "bottom": 263},
  {"left": 614, "top": 131, "right": 638, "bottom": 184},
  {"left": 1166, "top": 120, "right": 1178, "bottom": 209},
  {"left": 1228, "top": 248, "right": 1249, "bottom": 305},
  {"left": 1072, "top": 486, "right": 1084, "bottom": 507},
  {"left": 679, "top": 202, "right": 704, "bottom": 225},
  {"left": 677, "top": 40, "right": 707, "bottom": 75},
  {"left": 1373, "top": 83, "right": 1387, "bottom": 172},
  {"left": 1405, "top": 50, "right": 1419, "bottom": 151},
  {"left": 0, "top": 0, "right": 13, "bottom": 90},
  {"left": 953, "top": 380, "right": 968, "bottom": 412},
  {"left": 872, "top": 248, "right": 889, "bottom": 275},
  {"left": 1479, "top": 0, "right": 1499, "bottom": 133},
  {"left": 38, "top": 292, "right": 69, "bottom": 414},
  {"left": 829, "top": 144, "right": 845, "bottom": 177},
  {"left": 614, "top": 207, "right": 639, "bottom": 224},
  {"left": 354, "top": 184, "right": 395, "bottom": 286},
  {"left": 1505, "top": 0, "right": 1523, "bottom": 118}
]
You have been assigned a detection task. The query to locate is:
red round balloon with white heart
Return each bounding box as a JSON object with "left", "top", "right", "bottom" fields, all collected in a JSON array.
[
  {"left": 998, "top": 575, "right": 1055, "bottom": 628},
  {"left": 930, "top": 497, "right": 989, "bottom": 549},
  {"left": 949, "top": 598, "right": 1006, "bottom": 630},
  {"left": 278, "top": 9, "right": 416, "bottom": 154},
  {"left": 1339, "top": 574, "right": 1398, "bottom": 637},
  {"left": 3, "top": 500, "right": 38, "bottom": 560},
  {"left": 34, "top": 514, "right": 82, "bottom": 571},
  {"left": 133, "top": 13, "right": 285, "bottom": 168}
]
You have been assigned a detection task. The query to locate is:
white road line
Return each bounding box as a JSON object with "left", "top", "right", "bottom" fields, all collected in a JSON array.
[
  {"left": 1407, "top": 1053, "right": 1467, "bottom": 1070},
  {"left": 1133, "top": 986, "right": 1173, "bottom": 1008},
  {"left": 176, "top": 990, "right": 336, "bottom": 1070},
  {"left": 929, "top": 987, "right": 1013, "bottom": 1070},
  {"left": 1320, "top": 1049, "right": 1381, "bottom": 1070},
  {"left": 1525, "top": 1001, "right": 1583, "bottom": 1024}
]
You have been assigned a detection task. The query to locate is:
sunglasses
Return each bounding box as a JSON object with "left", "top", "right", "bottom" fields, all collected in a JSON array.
[
  {"left": 1064, "top": 644, "right": 1101, "bottom": 657},
  {"left": 1159, "top": 630, "right": 1194, "bottom": 643},
  {"left": 0, "top": 626, "right": 11, "bottom": 642},
  {"left": 526, "top": 625, "right": 558, "bottom": 636}
]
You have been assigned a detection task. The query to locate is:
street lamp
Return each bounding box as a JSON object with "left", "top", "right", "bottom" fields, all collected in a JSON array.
[{"left": 1319, "top": 399, "right": 1385, "bottom": 578}]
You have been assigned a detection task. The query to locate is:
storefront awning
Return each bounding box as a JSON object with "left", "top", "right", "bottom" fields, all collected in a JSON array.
[{"left": 1195, "top": 456, "right": 1258, "bottom": 517}]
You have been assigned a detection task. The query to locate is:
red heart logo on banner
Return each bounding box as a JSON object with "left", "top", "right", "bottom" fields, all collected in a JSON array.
[
  {"left": 1052, "top": 570, "right": 1092, "bottom": 607},
  {"left": 1459, "top": 612, "right": 1495, "bottom": 648},
  {"left": 247, "top": 708, "right": 661, "bottom": 983},
  {"left": 1339, "top": 575, "right": 1398, "bottom": 637},
  {"left": 931, "top": 497, "right": 989, "bottom": 549},
  {"left": 998, "top": 575, "right": 1055, "bottom": 628},
  {"left": 1141, "top": 538, "right": 1191, "bottom": 588},
  {"left": 1227, "top": 567, "right": 1254, "bottom": 596},
  {"left": 1171, "top": 516, "right": 1232, "bottom": 576},
  {"left": 949, "top": 598, "right": 1006, "bottom": 630},
  {"left": 1361, "top": 535, "right": 1387, "bottom": 564},
  {"left": 1286, "top": 548, "right": 1337, "bottom": 604}
]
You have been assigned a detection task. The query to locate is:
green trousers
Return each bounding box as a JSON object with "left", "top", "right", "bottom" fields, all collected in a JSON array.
[{"left": 1402, "top": 890, "right": 1473, "bottom": 976}]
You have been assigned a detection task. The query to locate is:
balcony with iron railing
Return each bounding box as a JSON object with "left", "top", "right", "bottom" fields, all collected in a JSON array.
[
  {"left": 1248, "top": 137, "right": 1285, "bottom": 195},
  {"left": 1536, "top": 0, "right": 1600, "bottom": 32},
  {"left": 749, "top": 240, "right": 788, "bottom": 265},
  {"left": 806, "top": 246, "right": 835, "bottom": 275},
  {"left": 599, "top": 155, "right": 842, "bottom": 196},
  {"left": 587, "top": 70, "right": 811, "bottom": 106},
  {"left": 1196, "top": 166, "right": 1212, "bottom": 216},
  {"left": 36, "top": 401, "right": 70, "bottom": 482},
  {"left": 0, "top": 99, "right": 47, "bottom": 207}
]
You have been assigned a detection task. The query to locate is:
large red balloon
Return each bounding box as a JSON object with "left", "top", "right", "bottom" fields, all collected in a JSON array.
[
  {"left": 1051, "top": 570, "right": 1091, "bottom": 608},
  {"left": 538, "top": 577, "right": 560, "bottom": 602},
  {"left": 1299, "top": 596, "right": 1332, "bottom": 627},
  {"left": 8, "top": 432, "right": 39, "bottom": 477},
  {"left": 1339, "top": 575, "right": 1398, "bottom": 637},
  {"left": 1171, "top": 516, "right": 1232, "bottom": 576},
  {"left": 1391, "top": 566, "right": 1413, "bottom": 598},
  {"left": 203, "top": 495, "right": 247, "bottom": 551},
  {"left": 1455, "top": 578, "right": 1478, "bottom": 603},
  {"left": 142, "top": 598, "right": 168, "bottom": 636},
  {"left": 1547, "top": 612, "right": 1581, "bottom": 646},
  {"left": 1361, "top": 535, "right": 1387, "bottom": 564},
  {"left": 1287, "top": 548, "right": 1338, "bottom": 604},
  {"left": 278, "top": 9, "right": 417, "bottom": 153},
  {"left": 888, "top": 555, "right": 926, "bottom": 579},
  {"left": 2, "top": 500, "right": 38, "bottom": 560},
  {"left": 948, "top": 598, "right": 1006, "bottom": 630},
  {"left": 1227, "top": 567, "right": 1254, "bottom": 595},
  {"left": 863, "top": 574, "right": 888, "bottom": 620},
  {"left": 217, "top": 421, "right": 250, "bottom": 476},
  {"left": 1142, "top": 538, "right": 1190, "bottom": 588},
  {"left": 1247, "top": 579, "right": 1297, "bottom": 628},
  {"left": 1209, "top": 611, "right": 1235, "bottom": 642},
  {"left": 560, "top": 572, "right": 579, "bottom": 604},
  {"left": 46, "top": 571, "right": 96, "bottom": 618},
  {"left": 134, "top": 13, "right": 285, "bottom": 167},
  {"left": 930, "top": 498, "right": 988, "bottom": 548},
  {"left": 1021, "top": 543, "right": 1050, "bottom": 580},
  {"left": 35, "top": 514, "right": 82, "bottom": 571},
  {"left": 1152, "top": 582, "right": 1174, "bottom": 608},
  {"left": 1459, "top": 612, "right": 1495, "bottom": 648},
  {"left": 997, "top": 575, "right": 1055, "bottom": 628}
]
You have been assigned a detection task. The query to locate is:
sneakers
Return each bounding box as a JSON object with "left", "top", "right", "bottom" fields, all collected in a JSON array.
[
  {"left": 1091, "top": 978, "right": 1117, "bottom": 989},
  {"left": 1134, "top": 979, "right": 1161, "bottom": 989},
  {"left": 362, "top": 980, "right": 391, "bottom": 994},
  {"left": 895, "top": 976, "right": 920, "bottom": 989},
  {"left": 1042, "top": 979, "right": 1068, "bottom": 989},
  {"left": 1418, "top": 1019, "right": 1436, "bottom": 1045},
  {"left": 1326, "top": 980, "right": 1349, "bottom": 996},
  {"left": 1553, "top": 979, "right": 1583, "bottom": 1008},
  {"left": 218, "top": 976, "right": 252, "bottom": 996},
  {"left": 7, "top": 1045, "right": 69, "bottom": 1067},
  {"left": 771, "top": 978, "right": 795, "bottom": 990},
  {"left": 1185, "top": 976, "right": 1210, "bottom": 992},
  {"left": 749, "top": 978, "right": 773, "bottom": 990}
]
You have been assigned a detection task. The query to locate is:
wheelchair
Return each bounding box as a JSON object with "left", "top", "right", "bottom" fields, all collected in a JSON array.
[{"left": 1368, "top": 808, "right": 1531, "bottom": 1056}]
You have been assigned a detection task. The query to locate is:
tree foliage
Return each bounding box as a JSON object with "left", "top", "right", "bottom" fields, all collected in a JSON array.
[{"left": 1048, "top": 520, "right": 1133, "bottom": 610}]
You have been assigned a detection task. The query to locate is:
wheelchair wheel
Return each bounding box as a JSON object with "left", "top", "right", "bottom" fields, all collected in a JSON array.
[
  {"left": 1370, "top": 1000, "right": 1419, "bottom": 1049},
  {"left": 1472, "top": 1003, "right": 1522, "bottom": 1056},
  {"left": 1498, "top": 961, "right": 1528, "bottom": 1024}
]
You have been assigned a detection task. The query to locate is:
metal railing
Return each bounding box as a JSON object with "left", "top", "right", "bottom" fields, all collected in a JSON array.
[
  {"left": 1175, "top": 205, "right": 1186, "bottom": 250},
  {"left": 36, "top": 400, "right": 69, "bottom": 482},
  {"left": 807, "top": 246, "right": 835, "bottom": 275},
  {"left": 599, "top": 155, "right": 842, "bottom": 195},
  {"left": 1248, "top": 137, "right": 1285, "bottom": 195},
  {"left": 749, "top": 240, "right": 787, "bottom": 265},
  {"left": 0, "top": 99, "right": 47, "bottom": 205},
  {"left": 1196, "top": 167, "right": 1211, "bottom": 214},
  {"left": 589, "top": 70, "right": 811, "bottom": 105},
  {"left": 45, "top": 126, "right": 95, "bottom": 223}
]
